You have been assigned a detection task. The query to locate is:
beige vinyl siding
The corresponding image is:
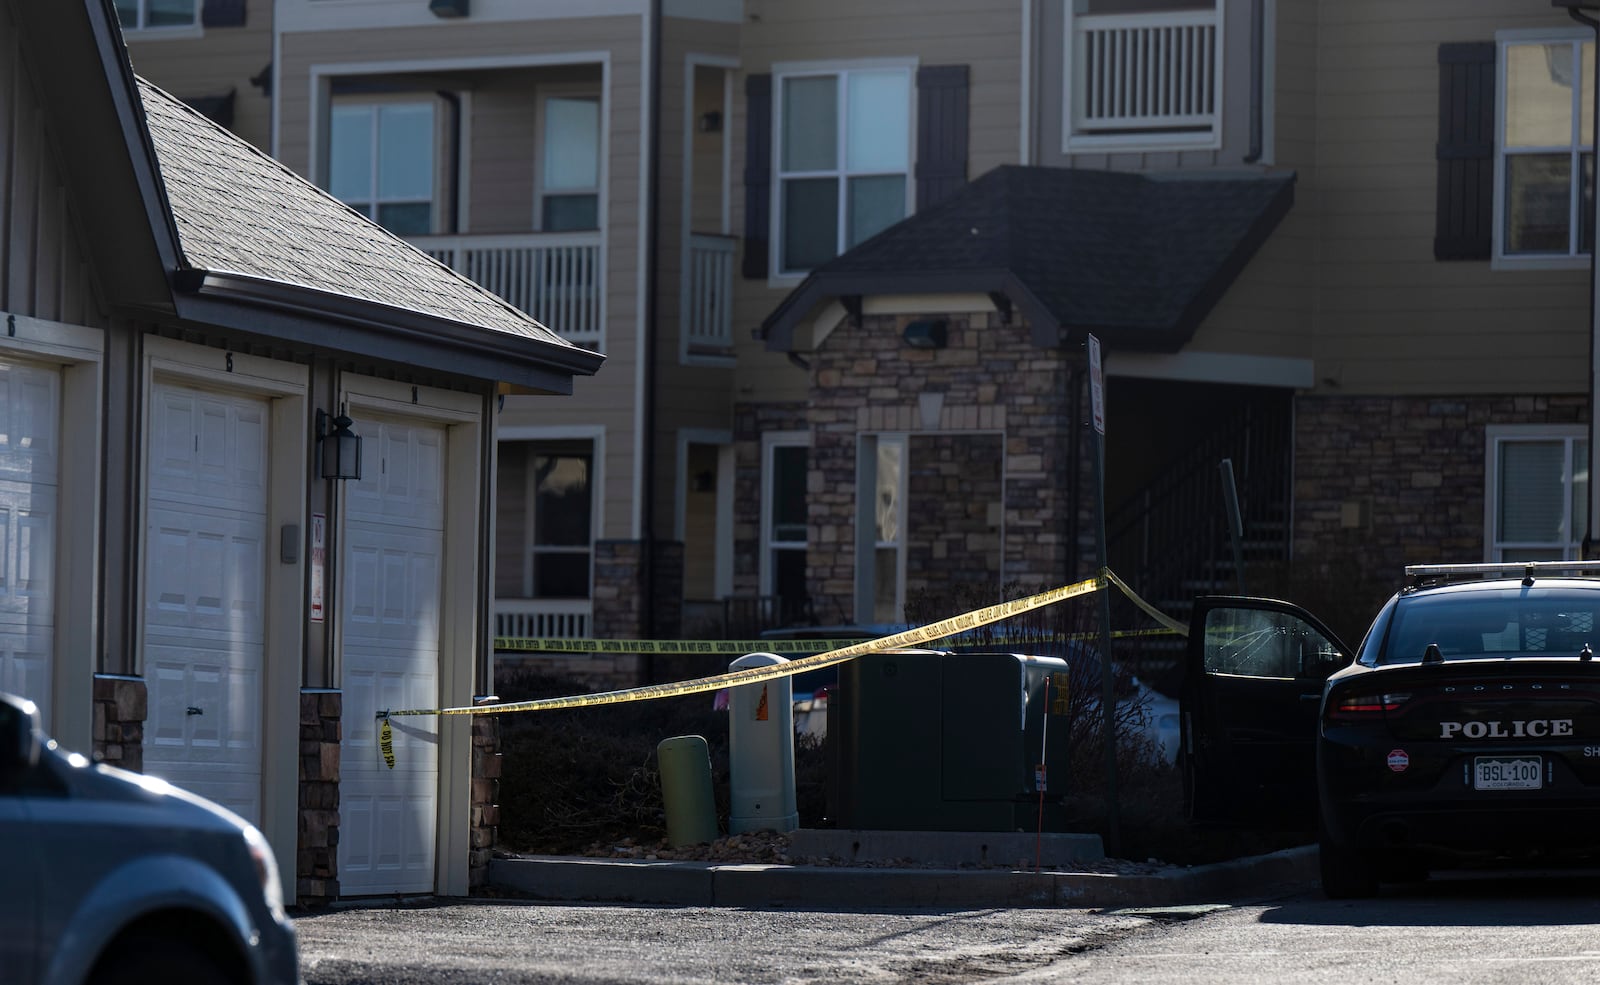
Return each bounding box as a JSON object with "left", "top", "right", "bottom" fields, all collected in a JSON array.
[
  {"left": 648, "top": 19, "right": 740, "bottom": 536},
  {"left": 122, "top": 0, "right": 274, "bottom": 153},
  {"left": 468, "top": 74, "right": 539, "bottom": 235},
  {"left": 279, "top": 17, "right": 642, "bottom": 539},
  {"left": 0, "top": 10, "right": 105, "bottom": 327},
  {"left": 730, "top": 0, "right": 1022, "bottom": 405},
  {"left": 1308, "top": 0, "right": 1588, "bottom": 396}
]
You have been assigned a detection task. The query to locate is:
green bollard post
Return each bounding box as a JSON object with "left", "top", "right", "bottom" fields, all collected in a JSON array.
[{"left": 657, "top": 734, "right": 719, "bottom": 847}]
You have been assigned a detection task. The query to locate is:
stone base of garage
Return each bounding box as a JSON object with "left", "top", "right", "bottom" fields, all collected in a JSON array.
[{"left": 92, "top": 674, "right": 146, "bottom": 772}]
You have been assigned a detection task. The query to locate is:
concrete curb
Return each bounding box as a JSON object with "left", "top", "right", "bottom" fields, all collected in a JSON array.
[{"left": 487, "top": 844, "right": 1318, "bottom": 909}]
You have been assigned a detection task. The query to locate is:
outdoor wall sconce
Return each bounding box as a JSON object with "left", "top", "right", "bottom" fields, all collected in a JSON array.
[
  {"left": 428, "top": 0, "right": 469, "bottom": 17},
  {"left": 902, "top": 318, "right": 948, "bottom": 350},
  {"left": 316, "top": 409, "right": 363, "bottom": 481}
]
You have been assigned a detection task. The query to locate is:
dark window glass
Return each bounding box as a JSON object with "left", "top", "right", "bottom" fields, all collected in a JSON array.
[
  {"left": 771, "top": 445, "right": 807, "bottom": 543},
  {"left": 543, "top": 194, "right": 600, "bottom": 232},
  {"left": 1505, "top": 153, "right": 1572, "bottom": 253}
]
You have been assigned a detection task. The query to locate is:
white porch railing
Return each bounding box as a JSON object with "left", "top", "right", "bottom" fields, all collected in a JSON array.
[
  {"left": 412, "top": 231, "right": 603, "bottom": 349},
  {"left": 1072, "top": 9, "right": 1219, "bottom": 138},
  {"left": 684, "top": 233, "right": 735, "bottom": 353},
  {"left": 493, "top": 598, "right": 592, "bottom": 640}
]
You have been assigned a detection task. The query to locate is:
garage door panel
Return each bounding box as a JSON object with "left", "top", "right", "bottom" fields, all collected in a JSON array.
[
  {"left": 0, "top": 362, "right": 60, "bottom": 482},
  {"left": 0, "top": 478, "right": 56, "bottom": 621},
  {"left": 145, "top": 506, "right": 265, "bottom": 640},
  {"left": 144, "top": 645, "right": 262, "bottom": 763},
  {"left": 343, "top": 654, "right": 438, "bottom": 775},
  {"left": 341, "top": 417, "right": 446, "bottom": 896},
  {"left": 346, "top": 423, "right": 444, "bottom": 528},
  {"left": 149, "top": 389, "right": 268, "bottom": 513},
  {"left": 0, "top": 633, "right": 51, "bottom": 727},
  {"left": 143, "top": 384, "right": 268, "bottom": 829}
]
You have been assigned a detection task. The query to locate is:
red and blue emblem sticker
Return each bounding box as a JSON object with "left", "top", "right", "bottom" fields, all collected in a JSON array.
[{"left": 1387, "top": 749, "right": 1409, "bottom": 773}]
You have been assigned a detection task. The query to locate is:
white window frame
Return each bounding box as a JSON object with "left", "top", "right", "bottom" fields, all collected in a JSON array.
[
  {"left": 535, "top": 86, "right": 603, "bottom": 233},
  {"left": 769, "top": 58, "right": 917, "bottom": 285},
  {"left": 499, "top": 431, "right": 600, "bottom": 601},
  {"left": 327, "top": 95, "right": 446, "bottom": 235},
  {"left": 760, "top": 431, "right": 810, "bottom": 602},
  {"left": 1484, "top": 423, "right": 1589, "bottom": 561},
  {"left": 115, "top": 0, "right": 202, "bottom": 35},
  {"left": 1493, "top": 28, "right": 1594, "bottom": 270}
]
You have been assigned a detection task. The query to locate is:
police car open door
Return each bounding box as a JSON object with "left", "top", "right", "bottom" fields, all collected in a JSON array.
[{"left": 1180, "top": 596, "right": 1350, "bottom": 829}]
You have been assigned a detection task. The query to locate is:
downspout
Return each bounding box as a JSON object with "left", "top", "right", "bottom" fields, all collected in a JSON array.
[
  {"left": 1572, "top": 5, "right": 1600, "bottom": 558},
  {"left": 641, "top": 0, "right": 663, "bottom": 665},
  {"left": 1243, "top": 0, "right": 1264, "bottom": 163}
]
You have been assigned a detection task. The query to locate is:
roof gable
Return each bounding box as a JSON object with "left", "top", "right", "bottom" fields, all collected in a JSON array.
[{"left": 762, "top": 165, "right": 1295, "bottom": 353}]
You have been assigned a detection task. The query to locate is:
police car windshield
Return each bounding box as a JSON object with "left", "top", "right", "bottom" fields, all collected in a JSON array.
[{"left": 1382, "top": 587, "right": 1600, "bottom": 664}]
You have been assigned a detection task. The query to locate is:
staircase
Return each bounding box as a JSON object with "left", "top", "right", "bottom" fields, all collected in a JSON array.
[{"left": 1105, "top": 395, "right": 1293, "bottom": 687}]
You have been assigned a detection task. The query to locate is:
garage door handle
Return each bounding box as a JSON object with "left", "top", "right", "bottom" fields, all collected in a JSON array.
[{"left": 187, "top": 706, "right": 203, "bottom": 716}]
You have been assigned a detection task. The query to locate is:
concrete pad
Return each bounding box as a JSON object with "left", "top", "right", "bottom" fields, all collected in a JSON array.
[
  {"left": 485, "top": 844, "right": 1319, "bottom": 910},
  {"left": 787, "top": 828, "right": 1106, "bottom": 867}
]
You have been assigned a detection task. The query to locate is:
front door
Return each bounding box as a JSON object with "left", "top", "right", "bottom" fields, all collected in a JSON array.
[
  {"left": 142, "top": 383, "right": 269, "bottom": 824},
  {"left": 1180, "top": 596, "right": 1349, "bottom": 829},
  {"left": 339, "top": 418, "right": 445, "bottom": 896}
]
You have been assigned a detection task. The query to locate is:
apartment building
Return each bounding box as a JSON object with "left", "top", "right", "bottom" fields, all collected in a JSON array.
[{"left": 125, "top": 0, "right": 1599, "bottom": 741}]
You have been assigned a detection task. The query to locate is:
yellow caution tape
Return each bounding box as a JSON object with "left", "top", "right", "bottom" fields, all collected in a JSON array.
[
  {"left": 1103, "top": 568, "right": 1189, "bottom": 637},
  {"left": 379, "top": 717, "right": 395, "bottom": 769},
  {"left": 382, "top": 573, "right": 1108, "bottom": 718},
  {"left": 492, "top": 624, "right": 1180, "bottom": 654}
]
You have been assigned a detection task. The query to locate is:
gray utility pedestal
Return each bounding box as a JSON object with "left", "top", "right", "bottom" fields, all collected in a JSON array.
[{"left": 828, "top": 650, "right": 1073, "bottom": 832}]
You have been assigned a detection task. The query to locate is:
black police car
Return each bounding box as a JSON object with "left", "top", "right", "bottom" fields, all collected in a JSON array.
[{"left": 1180, "top": 561, "right": 1600, "bottom": 898}]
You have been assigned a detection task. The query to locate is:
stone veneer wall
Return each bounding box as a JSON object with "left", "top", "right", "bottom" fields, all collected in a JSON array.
[
  {"left": 802, "top": 311, "right": 1086, "bottom": 619},
  {"left": 469, "top": 703, "right": 501, "bottom": 891},
  {"left": 1292, "top": 393, "right": 1587, "bottom": 643},
  {"left": 92, "top": 675, "right": 145, "bottom": 771},
  {"left": 297, "top": 690, "right": 340, "bottom": 903},
  {"left": 905, "top": 432, "right": 1005, "bottom": 599}
]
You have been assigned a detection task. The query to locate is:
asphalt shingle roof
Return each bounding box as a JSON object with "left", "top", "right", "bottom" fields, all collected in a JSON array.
[
  {"left": 137, "top": 76, "right": 573, "bottom": 349},
  {"left": 762, "top": 164, "right": 1295, "bottom": 352}
]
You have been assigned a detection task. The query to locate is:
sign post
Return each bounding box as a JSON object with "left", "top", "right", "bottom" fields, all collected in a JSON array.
[{"left": 1088, "top": 335, "right": 1120, "bottom": 857}]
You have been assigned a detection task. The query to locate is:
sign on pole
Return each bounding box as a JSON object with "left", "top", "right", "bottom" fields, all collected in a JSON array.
[{"left": 1089, "top": 334, "right": 1105, "bottom": 435}]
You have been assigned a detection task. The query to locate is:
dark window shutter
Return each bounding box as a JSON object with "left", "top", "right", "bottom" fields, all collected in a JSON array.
[
  {"left": 201, "top": 0, "right": 246, "bottom": 27},
  {"left": 916, "top": 65, "right": 969, "bottom": 211},
  {"left": 743, "top": 73, "right": 772, "bottom": 279},
  {"left": 1435, "top": 42, "right": 1495, "bottom": 261}
]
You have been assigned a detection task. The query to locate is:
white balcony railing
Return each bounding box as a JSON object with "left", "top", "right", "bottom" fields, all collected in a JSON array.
[
  {"left": 493, "top": 598, "right": 592, "bottom": 640},
  {"left": 1071, "top": 9, "right": 1219, "bottom": 140},
  {"left": 413, "top": 231, "right": 603, "bottom": 349},
  {"left": 684, "top": 233, "right": 735, "bottom": 354}
]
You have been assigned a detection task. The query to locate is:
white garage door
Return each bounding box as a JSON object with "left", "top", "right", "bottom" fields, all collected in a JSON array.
[
  {"left": 142, "top": 384, "right": 269, "bottom": 825},
  {"left": 0, "top": 363, "right": 58, "bottom": 729},
  {"left": 339, "top": 419, "right": 445, "bottom": 896}
]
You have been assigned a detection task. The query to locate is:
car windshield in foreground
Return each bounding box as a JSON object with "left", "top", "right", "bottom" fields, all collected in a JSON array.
[{"left": 1381, "top": 586, "right": 1600, "bottom": 664}]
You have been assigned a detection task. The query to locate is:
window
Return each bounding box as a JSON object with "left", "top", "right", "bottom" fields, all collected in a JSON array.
[
  {"left": 1499, "top": 35, "right": 1595, "bottom": 259},
  {"left": 329, "top": 101, "right": 436, "bottom": 236},
  {"left": 775, "top": 66, "right": 912, "bottom": 274},
  {"left": 1487, "top": 426, "right": 1588, "bottom": 561},
  {"left": 762, "top": 434, "right": 809, "bottom": 619},
  {"left": 868, "top": 435, "right": 907, "bottom": 623},
  {"left": 539, "top": 95, "right": 601, "bottom": 232},
  {"left": 114, "top": 0, "right": 197, "bottom": 30},
  {"left": 496, "top": 440, "right": 593, "bottom": 599}
]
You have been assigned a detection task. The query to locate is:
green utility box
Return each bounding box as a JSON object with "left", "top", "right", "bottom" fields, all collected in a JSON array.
[{"left": 827, "top": 650, "right": 1074, "bottom": 832}]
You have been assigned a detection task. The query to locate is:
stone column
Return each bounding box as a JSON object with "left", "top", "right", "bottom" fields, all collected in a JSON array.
[
  {"left": 297, "top": 690, "right": 341, "bottom": 903},
  {"left": 92, "top": 675, "right": 146, "bottom": 772},
  {"left": 468, "top": 696, "right": 502, "bottom": 892}
]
